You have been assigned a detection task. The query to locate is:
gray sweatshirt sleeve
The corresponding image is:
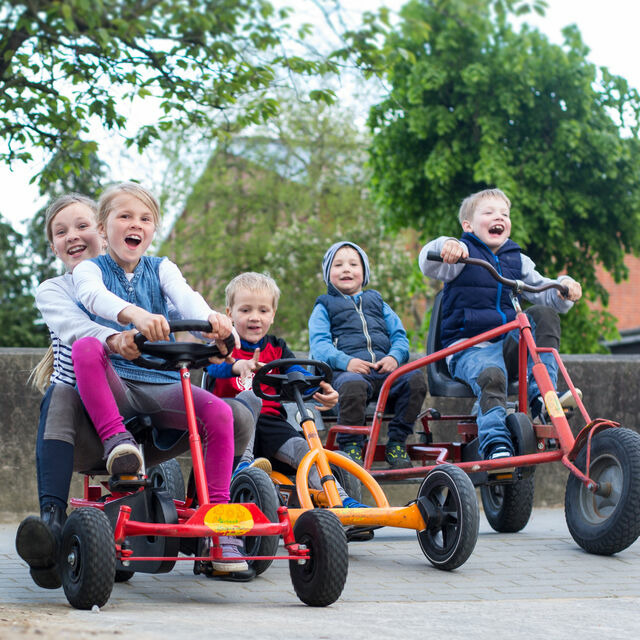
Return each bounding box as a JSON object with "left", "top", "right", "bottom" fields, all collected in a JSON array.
[
  {"left": 520, "top": 254, "right": 575, "bottom": 313},
  {"left": 418, "top": 237, "right": 466, "bottom": 282}
]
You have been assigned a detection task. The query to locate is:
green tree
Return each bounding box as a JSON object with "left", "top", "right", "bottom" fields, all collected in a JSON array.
[
  {"left": 0, "top": 216, "right": 48, "bottom": 347},
  {"left": 367, "top": 0, "right": 640, "bottom": 351},
  {"left": 0, "top": 0, "right": 339, "bottom": 188},
  {"left": 25, "top": 147, "right": 109, "bottom": 284},
  {"left": 160, "top": 98, "right": 426, "bottom": 350}
]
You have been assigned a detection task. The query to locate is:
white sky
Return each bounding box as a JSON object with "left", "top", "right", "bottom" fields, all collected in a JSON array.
[{"left": 2, "top": 0, "right": 640, "bottom": 233}]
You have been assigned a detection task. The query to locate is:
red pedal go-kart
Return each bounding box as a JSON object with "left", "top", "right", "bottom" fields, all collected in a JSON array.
[
  {"left": 229, "top": 358, "right": 480, "bottom": 572},
  {"left": 323, "top": 254, "right": 640, "bottom": 555},
  {"left": 62, "top": 321, "right": 348, "bottom": 610}
]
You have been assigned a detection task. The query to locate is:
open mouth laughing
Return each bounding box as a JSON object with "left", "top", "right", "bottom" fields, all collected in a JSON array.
[{"left": 125, "top": 234, "right": 142, "bottom": 248}]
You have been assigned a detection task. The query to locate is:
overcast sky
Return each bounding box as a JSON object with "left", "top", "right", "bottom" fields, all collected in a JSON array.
[{"left": 2, "top": 0, "right": 639, "bottom": 233}]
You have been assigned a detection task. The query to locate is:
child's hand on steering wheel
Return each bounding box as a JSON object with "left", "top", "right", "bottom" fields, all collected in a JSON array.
[
  {"left": 313, "top": 381, "right": 338, "bottom": 411},
  {"left": 106, "top": 329, "right": 141, "bottom": 360}
]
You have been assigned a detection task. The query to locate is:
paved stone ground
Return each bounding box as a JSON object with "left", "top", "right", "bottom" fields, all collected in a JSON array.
[{"left": 2, "top": 508, "right": 639, "bottom": 639}]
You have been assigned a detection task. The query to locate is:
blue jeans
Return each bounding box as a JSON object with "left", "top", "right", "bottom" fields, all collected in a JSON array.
[{"left": 449, "top": 322, "right": 558, "bottom": 458}]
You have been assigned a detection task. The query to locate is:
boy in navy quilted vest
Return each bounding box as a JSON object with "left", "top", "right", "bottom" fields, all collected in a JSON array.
[
  {"left": 309, "top": 242, "right": 427, "bottom": 468},
  {"left": 419, "top": 188, "right": 582, "bottom": 462}
]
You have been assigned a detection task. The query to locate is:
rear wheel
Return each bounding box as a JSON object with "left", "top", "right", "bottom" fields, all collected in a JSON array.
[
  {"left": 480, "top": 473, "right": 535, "bottom": 533},
  {"left": 60, "top": 508, "right": 115, "bottom": 610},
  {"left": 147, "top": 459, "right": 185, "bottom": 502},
  {"left": 416, "top": 464, "right": 479, "bottom": 571},
  {"left": 289, "top": 509, "right": 348, "bottom": 607},
  {"left": 230, "top": 467, "right": 280, "bottom": 575},
  {"left": 565, "top": 427, "right": 640, "bottom": 555}
]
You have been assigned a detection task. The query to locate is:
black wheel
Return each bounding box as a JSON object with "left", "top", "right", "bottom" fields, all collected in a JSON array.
[
  {"left": 480, "top": 473, "right": 535, "bottom": 533},
  {"left": 114, "top": 569, "right": 134, "bottom": 583},
  {"left": 230, "top": 467, "right": 280, "bottom": 575},
  {"left": 416, "top": 464, "right": 479, "bottom": 571},
  {"left": 147, "top": 459, "right": 185, "bottom": 502},
  {"left": 331, "top": 451, "right": 363, "bottom": 503},
  {"left": 565, "top": 427, "right": 640, "bottom": 555},
  {"left": 289, "top": 510, "right": 348, "bottom": 607},
  {"left": 60, "top": 508, "right": 115, "bottom": 610}
]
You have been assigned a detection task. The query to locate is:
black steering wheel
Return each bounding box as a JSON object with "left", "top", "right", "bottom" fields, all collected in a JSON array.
[
  {"left": 252, "top": 358, "right": 332, "bottom": 403},
  {"left": 132, "top": 320, "right": 236, "bottom": 371}
]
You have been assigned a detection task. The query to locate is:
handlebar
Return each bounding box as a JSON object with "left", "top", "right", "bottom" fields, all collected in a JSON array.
[
  {"left": 425, "top": 251, "right": 569, "bottom": 298},
  {"left": 132, "top": 320, "right": 236, "bottom": 371}
]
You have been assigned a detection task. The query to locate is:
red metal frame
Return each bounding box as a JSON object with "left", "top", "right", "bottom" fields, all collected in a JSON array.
[
  {"left": 325, "top": 306, "right": 609, "bottom": 492},
  {"left": 71, "top": 363, "right": 308, "bottom": 566}
]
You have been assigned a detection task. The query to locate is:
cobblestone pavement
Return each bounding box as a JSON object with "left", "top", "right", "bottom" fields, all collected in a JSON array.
[{"left": 1, "top": 508, "right": 639, "bottom": 639}]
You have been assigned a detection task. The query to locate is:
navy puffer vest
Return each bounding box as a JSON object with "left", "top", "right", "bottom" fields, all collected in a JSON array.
[
  {"left": 315, "top": 284, "right": 390, "bottom": 362},
  {"left": 440, "top": 233, "right": 522, "bottom": 348}
]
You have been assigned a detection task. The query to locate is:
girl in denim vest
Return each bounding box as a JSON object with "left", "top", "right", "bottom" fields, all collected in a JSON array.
[{"left": 71, "top": 182, "right": 246, "bottom": 572}]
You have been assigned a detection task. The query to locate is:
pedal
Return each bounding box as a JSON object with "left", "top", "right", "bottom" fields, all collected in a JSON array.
[
  {"left": 108, "top": 473, "right": 146, "bottom": 491},
  {"left": 345, "top": 526, "right": 376, "bottom": 542}
]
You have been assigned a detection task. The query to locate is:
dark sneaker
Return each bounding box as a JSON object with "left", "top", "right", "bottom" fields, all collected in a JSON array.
[
  {"left": 385, "top": 442, "right": 412, "bottom": 469},
  {"left": 530, "top": 389, "right": 583, "bottom": 424},
  {"left": 340, "top": 442, "right": 364, "bottom": 466},
  {"left": 487, "top": 445, "right": 515, "bottom": 473},
  {"left": 104, "top": 431, "right": 143, "bottom": 475}
]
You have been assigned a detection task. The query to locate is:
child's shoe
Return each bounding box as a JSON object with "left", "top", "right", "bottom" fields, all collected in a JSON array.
[
  {"left": 104, "top": 431, "right": 143, "bottom": 475},
  {"left": 341, "top": 497, "right": 370, "bottom": 509},
  {"left": 487, "top": 444, "right": 515, "bottom": 473},
  {"left": 385, "top": 442, "right": 412, "bottom": 469},
  {"left": 530, "top": 389, "right": 583, "bottom": 424},
  {"left": 212, "top": 536, "right": 249, "bottom": 572},
  {"left": 340, "top": 442, "right": 364, "bottom": 466},
  {"left": 15, "top": 503, "right": 67, "bottom": 589},
  {"left": 250, "top": 457, "right": 272, "bottom": 474}
]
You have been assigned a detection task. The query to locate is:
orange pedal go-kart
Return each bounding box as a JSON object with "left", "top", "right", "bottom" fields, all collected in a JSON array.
[
  {"left": 229, "top": 359, "right": 480, "bottom": 572},
  {"left": 324, "top": 254, "right": 640, "bottom": 556},
  {"left": 63, "top": 321, "right": 348, "bottom": 610}
]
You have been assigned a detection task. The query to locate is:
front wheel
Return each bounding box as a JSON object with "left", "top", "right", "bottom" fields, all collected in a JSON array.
[
  {"left": 230, "top": 467, "right": 280, "bottom": 575},
  {"left": 289, "top": 510, "right": 348, "bottom": 607},
  {"left": 60, "top": 508, "right": 115, "bottom": 610},
  {"left": 565, "top": 427, "right": 640, "bottom": 555},
  {"left": 480, "top": 472, "right": 535, "bottom": 533},
  {"left": 416, "top": 464, "right": 479, "bottom": 571}
]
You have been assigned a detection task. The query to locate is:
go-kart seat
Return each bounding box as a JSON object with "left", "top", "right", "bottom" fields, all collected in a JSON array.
[{"left": 426, "top": 290, "right": 518, "bottom": 398}]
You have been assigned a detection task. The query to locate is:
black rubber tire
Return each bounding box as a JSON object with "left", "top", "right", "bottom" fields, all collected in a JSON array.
[
  {"left": 330, "top": 450, "right": 363, "bottom": 503},
  {"left": 565, "top": 427, "right": 640, "bottom": 555},
  {"left": 480, "top": 473, "right": 535, "bottom": 533},
  {"left": 230, "top": 466, "right": 280, "bottom": 575},
  {"left": 289, "top": 509, "right": 348, "bottom": 607},
  {"left": 114, "top": 569, "right": 134, "bottom": 583},
  {"left": 416, "top": 464, "right": 479, "bottom": 571},
  {"left": 60, "top": 508, "right": 115, "bottom": 610},
  {"left": 147, "top": 459, "right": 186, "bottom": 502}
]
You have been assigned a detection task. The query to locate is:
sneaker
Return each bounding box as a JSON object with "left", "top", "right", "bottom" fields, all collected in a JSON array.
[
  {"left": 530, "top": 389, "right": 583, "bottom": 424},
  {"left": 212, "top": 536, "right": 249, "bottom": 573},
  {"left": 385, "top": 442, "right": 412, "bottom": 469},
  {"left": 487, "top": 445, "right": 515, "bottom": 473},
  {"left": 15, "top": 503, "right": 67, "bottom": 589},
  {"left": 250, "top": 457, "right": 272, "bottom": 474},
  {"left": 340, "top": 442, "right": 364, "bottom": 466},
  {"left": 104, "top": 431, "right": 143, "bottom": 475},
  {"left": 341, "top": 497, "right": 370, "bottom": 509}
]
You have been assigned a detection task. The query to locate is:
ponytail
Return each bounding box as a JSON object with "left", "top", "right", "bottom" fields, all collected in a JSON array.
[{"left": 28, "top": 345, "right": 54, "bottom": 394}]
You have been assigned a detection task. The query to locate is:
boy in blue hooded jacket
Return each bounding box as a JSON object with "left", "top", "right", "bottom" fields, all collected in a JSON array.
[{"left": 309, "top": 241, "right": 427, "bottom": 468}]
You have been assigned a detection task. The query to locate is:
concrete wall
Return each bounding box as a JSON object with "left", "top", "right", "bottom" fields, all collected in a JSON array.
[{"left": 2, "top": 348, "right": 639, "bottom": 516}]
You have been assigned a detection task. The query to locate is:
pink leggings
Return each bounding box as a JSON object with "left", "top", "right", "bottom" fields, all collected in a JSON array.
[{"left": 72, "top": 336, "right": 234, "bottom": 503}]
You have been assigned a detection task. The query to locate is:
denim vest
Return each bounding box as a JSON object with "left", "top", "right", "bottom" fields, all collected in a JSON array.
[
  {"left": 440, "top": 233, "right": 522, "bottom": 348},
  {"left": 87, "top": 254, "right": 179, "bottom": 383},
  {"left": 315, "top": 285, "right": 390, "bottom": 362}
]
